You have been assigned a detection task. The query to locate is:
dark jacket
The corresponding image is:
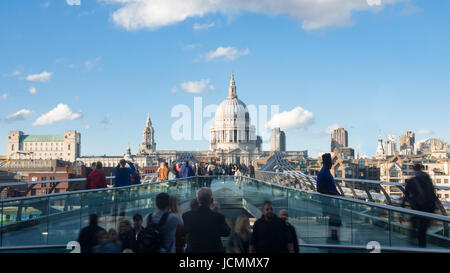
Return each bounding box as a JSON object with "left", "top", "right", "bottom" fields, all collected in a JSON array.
[
  {"left": 87, "top": 169, "right": 107, "bottom": 189},
  {"left": 182, "top": 206, "right": 231, "bottom": 253},
  {"left": 120, "top": 228, "right": 144, "bottom": 253},
  {"left": 250, "top": 215, "right": 293, "bottom": 253},
  {"left": 114, "top": 162, "right": 135, "bottom": 187},
  {"left": 77, "top": 224, "right": 105, "bottom": 253},
  {"left": 317, "top": 168, "right": 339, "bottom": 195},
  {"left": 180, "top": 164, "right": 194, "bottom": 178},
  {"left": 286, "top": 222, "right": 299, "bottom": 253},
  {"left": 402, "top": 171, "right": 438, "bottom": 212}
]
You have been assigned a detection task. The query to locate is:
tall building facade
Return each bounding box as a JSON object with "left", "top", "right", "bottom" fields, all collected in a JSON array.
[
  {"left": 270, "top": 128, "right": 286, "bottom": 152},
  {"left": 399, "top": 131, "right": 415, "bottom": 155},
  {"left": 331, "top": 128, "right": 354, "bottom": 159},
  {"left": 384, "top": 135, "right": 397, "bottom": 156},
  {"left": 331, "top": 128, "right": 348, "bottom": 152},
  {"left": 7, "top": 130, "right": 81, "bottom": 162}
]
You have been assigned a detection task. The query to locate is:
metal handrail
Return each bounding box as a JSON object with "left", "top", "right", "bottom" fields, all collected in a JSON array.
[
  {"left": 0, "top": 243, "right": 448, "bottom": 253},
  {"left": 244, "top": 176, "right": 450, "bottom": 222},
  {"left": 0, "top": 245, "right": 67, "bottom": 251},
  {"left": 298, "top": 243, "right": 450, "bottom": 253},
  {"left": 257, "top": 170, "right": 450, "bottom": 191},
  {"left": 0, "top": 173, "right": 156, "bottom": 187}
]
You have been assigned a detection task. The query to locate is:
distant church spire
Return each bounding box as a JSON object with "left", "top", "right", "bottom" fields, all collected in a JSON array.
[
  {"left": 146, "top": 113, "right": 152, "bottom": 126},
  {"left": 228, "top": 71, "right": 237, "bottom": 99}
]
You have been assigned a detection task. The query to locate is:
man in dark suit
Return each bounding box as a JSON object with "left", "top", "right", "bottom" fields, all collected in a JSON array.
[{"left": 183, "top": 187, "right": 231, "bottom": 253}]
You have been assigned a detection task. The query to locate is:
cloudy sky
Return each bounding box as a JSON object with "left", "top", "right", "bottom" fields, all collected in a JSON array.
[{"left": 0, "top": 0, "right": 449, "bottom": 157}]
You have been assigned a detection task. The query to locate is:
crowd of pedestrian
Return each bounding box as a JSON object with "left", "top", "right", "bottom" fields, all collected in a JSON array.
[
  {"left": 79, "top": 154, "right": 438, "bottom": 251},
  {"left": 85, "top": 159, "right": 142, "bottom": 190},
  {"left": 77, "top": 187, "right": 298, "bottom": 253},
  {"left": 156, "top": 160, "right": 255, "bottom": 181}
]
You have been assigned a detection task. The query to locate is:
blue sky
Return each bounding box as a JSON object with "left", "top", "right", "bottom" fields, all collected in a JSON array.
[{"left": 1, "top": 0, "right": 449, "bottom": 158}]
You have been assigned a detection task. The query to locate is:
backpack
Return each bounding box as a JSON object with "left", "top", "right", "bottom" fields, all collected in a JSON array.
[
  {"left": 408, "top": 175, "right": 437, "bottom": 212},
  {"left": 140, "top": 212, "right": 169, "bottom": 253}
]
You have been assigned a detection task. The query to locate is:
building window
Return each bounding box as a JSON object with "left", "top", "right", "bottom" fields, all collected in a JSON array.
[
  {"left": 444, "top": 179, "right": 449, "bottom": 184},
  {"left": 437, "top": 179, "right": 441, "bottom": 184}
]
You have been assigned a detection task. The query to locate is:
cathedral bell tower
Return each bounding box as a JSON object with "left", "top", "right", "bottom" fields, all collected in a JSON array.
[{"left": 139, "top": 113, "right": 156, "bottom": 155}]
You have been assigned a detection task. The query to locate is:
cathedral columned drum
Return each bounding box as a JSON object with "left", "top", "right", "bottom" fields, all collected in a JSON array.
[{"left": 209, "top": 72, "right": 261, "bottom": 165}]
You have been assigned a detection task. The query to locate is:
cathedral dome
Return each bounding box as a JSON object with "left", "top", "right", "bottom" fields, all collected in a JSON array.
[
  {"left": 214, "top": 97, "right": 250, "bottom": 127},
  {"left": 210, "top": 72, "right": 256, "bottom": 151}
]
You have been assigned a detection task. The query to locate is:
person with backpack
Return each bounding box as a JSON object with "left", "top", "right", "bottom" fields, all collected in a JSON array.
[
  {"left": 401, "top": 163, "right": 438, "bottom": 247},
  {"left": 142, "top": 193, "right": 182, "bottom": 253}
]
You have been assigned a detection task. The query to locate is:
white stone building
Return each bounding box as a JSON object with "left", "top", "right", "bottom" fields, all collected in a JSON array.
[
  {"left": 7, "top": 130, "right": 81, "bottom": 162},
  {"left": 209, "top": 72, "right": 262, "bottom": 165}
]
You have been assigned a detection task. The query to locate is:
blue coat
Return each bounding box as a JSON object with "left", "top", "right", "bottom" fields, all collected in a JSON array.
[
  {"left": 180, "top": 164, "right": 194, "bottom": 178},
  {"left": 114, "top": 162, "right": 136, "bottom": 187},
  {"left": 316, "top": 168, "right": 338, "bottom": 195}
]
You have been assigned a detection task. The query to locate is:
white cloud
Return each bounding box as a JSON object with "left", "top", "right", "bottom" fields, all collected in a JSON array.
[
  {"left": 193, "top": 22, "right": 215, "bottom": 31},
  {"left": 265, "top": 106, "right": 314, "bottom": 130},
  {"left": 205, "top": 47, "right": 250, "bottom": 62},
  {"left": 84, "top": 56, "right": 102, "bottom": 71},
  {"left": 325, "top": 123, "right": 341, "bottom": 134},
  {"left": 102, "top": 0, "right": 407, "bottom": 31},
  {"left": 29, "top": 87, "right": 37, "bottom": 95},
  {"left": 179, "top": 79, "right": 214, "bottom": 94},
  {"left": 24, "top": 71, "right": 53, "bottom": 83},
  {"left": 3, "top": 71, "right": 20, "bottom": 78},
  {"left": 101, "top": 115, "right": 113, "bottom": 125},
  {"left": 82, "top": 124, "right": 91, "bottom": 130},
  {"left": 33, "top": 104, "right": 82, "bottom": 126},
  {"left": 0, "top": 93, "right": 7, "bottom": 100},
  {"left": 67, "top": 0, "right": 81, "bottom": 6},
  {"left": 5, "top": 109, "right": 33, "bottom": 123},
  {"left": 183, "top": 44, "right": 201, "bottom": 51},
  {"left": 42, "top": 1, "right": 50, "bottom": 8},
  {"left": 417, "top": 129, "right": 434, "bottom": 135}
]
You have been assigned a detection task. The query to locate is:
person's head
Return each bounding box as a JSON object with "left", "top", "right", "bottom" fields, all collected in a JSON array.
[
  {"left": 159, "top": 161, "right": 165, "bottom": 168},
  {"left": 185, "top": 161, "right": 189, "bottom": 166},
  {"left": 210, "top": 201, "right": 220, "bottom": 212},
  {"left": 89, "top": 214, "right": 99, "bottom": 226},
  {"left": 96, "top": 230, "right": 107, "bottom": 245},
  {"left": 120, "top": 159, "right": 127, "bottom": 167},
  {"left": 91, "top": 162, "right": 97, "bottom": 169},
  {"left": 235, "top": 215, "right": 250, "bottom": 233},
  {"left": 107, "top": 228, "right": 118, "bottom": 243},
  {"left": 132, "top": 214, "right": 143, "bottom": 229},
  {"left": 197, "top": 187, "right": 213, "bottom": 207},
  {"left": 118, "top": 219, "right": 132, "bottom": 234},
  {"left": 155, "top": 192, "right": 170, "bottom": 211},
  {"left": 322, "top": 153, "right": 332, "bottom": 170},
  {"left": 176, "top": 162, "right": 180, "bottom": 168},
  {"left": 278, "top": 209, "right": 289, "bottom": 222},
  {"left": 190, "top": 198, "right": 199, "bottom": 211},
  {"left": 96, "top": 161, "right": 103, "bottom": 170},
  {"left": 169, "top": 195, "right": 181, "bottom": 214},
  {"left": 413, "top": 163, "right": 424, "bottom": 172},
  {"left": 262, "top": 201, "right": 274, "bottom": 220}
]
